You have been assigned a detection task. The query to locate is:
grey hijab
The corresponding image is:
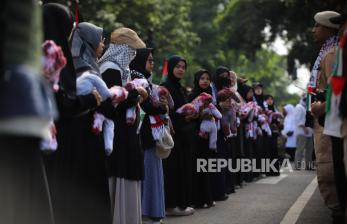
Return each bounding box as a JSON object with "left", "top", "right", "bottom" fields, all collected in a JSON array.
[{"left": 71, "top": 22, "right": 103, "bottom": 74}]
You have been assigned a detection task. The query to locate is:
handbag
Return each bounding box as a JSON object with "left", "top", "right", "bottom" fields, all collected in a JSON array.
[{"left": 155, "top": 125, "right": 174, "bottom": 159}]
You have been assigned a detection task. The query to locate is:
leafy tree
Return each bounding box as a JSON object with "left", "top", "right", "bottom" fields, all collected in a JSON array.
[
  {"left": 215, "top": 0, "right": 346, "bottom": 79},
  {"left": 42, "top": 0, "right": 346, "bottom": 105}
]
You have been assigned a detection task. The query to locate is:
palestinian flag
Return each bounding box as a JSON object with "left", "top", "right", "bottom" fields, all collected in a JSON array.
[
  {"left": 161, "top": 59, "right": 168, "bottom": 82},
  {"left": 326, "top": 31, "right": 347, "bottom": 113}
]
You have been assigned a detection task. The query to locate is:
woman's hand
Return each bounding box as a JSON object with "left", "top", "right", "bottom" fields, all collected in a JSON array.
[
  {"left": 159, "top": 96, "right": 168, "bottom": 105},
  {"left": 303, "top": 127, "right": 309, "bottom": 135},
  {"left": 310, "top": 101, "right": 325, "bottom": 118},
  {"left": 136, "top": 87, "right": 148, "bottom": 100},
  {"left": 92, "top": 89, "right": 102, "bottom": 106}
]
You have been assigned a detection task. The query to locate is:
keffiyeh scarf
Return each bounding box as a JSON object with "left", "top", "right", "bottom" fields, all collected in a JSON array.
[
  {"left": 307, "top": 36, "right": 339, "bottom": 110},
  {"left": 98, "top": 44, "right": 136, "bottom": 85}
]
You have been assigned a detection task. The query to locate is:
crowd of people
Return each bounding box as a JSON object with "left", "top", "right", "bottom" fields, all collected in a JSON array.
[{"left": 1, "top": 1, "right": 347, "bottom": 224}]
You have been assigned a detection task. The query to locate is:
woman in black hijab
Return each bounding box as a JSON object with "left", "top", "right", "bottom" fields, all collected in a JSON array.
[
  {"left": 43, "top": 4, "right": 111, "bottom": 224},
  {"left": 252, "top": 82, "right": 265, "bottom": 109},
  {"left": 130, "top": 48, "right": 168, "bottom": 223},
  {"left": 43, "top": 3, "right": 99, "bottom": 111},
  {"left": 188, "top": 69, "right": 215, "bottom": 208},
  {"left": 238, "top": 82, "right": 253, "bottom": 103},
  {"left": 238, "top": 82, "right": 256, "bottom": 182},
  {"left": 214, "top": 66, "right": 232, "bottom": 91},
  {"left": 129, "top": 48, "right": 153, "bottom": 79},
  {"left": 252, "top": 82, "right": 267, "bottom": 178},
  {"left": 210, "top": 66, "right": 232, "bottom": 201},
  {"left": 264, "top": 95, "right": 280, "bottom": 176},
  {"left": 188, "top": 69, "right": 213, "bottom": 101},
  {"left": 160, "top": 55, "right": 195, "bottom": 215}
]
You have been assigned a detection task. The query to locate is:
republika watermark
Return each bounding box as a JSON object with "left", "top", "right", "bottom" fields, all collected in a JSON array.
[{"left": 196, "top": 158, "right": 294, "bottom": 173}]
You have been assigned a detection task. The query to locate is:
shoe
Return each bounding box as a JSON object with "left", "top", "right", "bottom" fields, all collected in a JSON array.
[
  {"left": 166, "top": 207, "right": 194, "bottom": 216},
  {"left": 142, "top": 216, "right": 163, "bottom": 224},
  {"left": 185, "top": 207, "right": 195, "bottom": 214},
  {"left": 206, "top": 201, "right": 216, "bottom": 208}
]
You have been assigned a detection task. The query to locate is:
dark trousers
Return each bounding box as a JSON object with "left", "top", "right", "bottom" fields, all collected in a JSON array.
[
  {"left": 285, "top": 147, "right": 296, "bottom": 162},
  {"left": 331, "top": 136, "right": 347, "bottom": 214},
  {"left": 267, "top": 135, "right": 280, "bottom": 176}
]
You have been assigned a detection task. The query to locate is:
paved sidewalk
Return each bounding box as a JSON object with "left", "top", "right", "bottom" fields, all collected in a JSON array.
[{"left": 163, "top": 170, "right": 330, "bottom": 224}]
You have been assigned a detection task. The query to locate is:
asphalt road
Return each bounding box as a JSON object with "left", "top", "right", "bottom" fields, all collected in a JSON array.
[{"left": 163, "top": 170, "right": 332, "bottom": 224}]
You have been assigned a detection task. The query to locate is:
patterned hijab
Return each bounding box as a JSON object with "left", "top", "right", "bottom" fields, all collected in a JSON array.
[
  {"left": 98, "top": 43, "right": 136, "bottom": 84},
  {"left": 71, "top": 22, "right": 103, "bottom": 74}
]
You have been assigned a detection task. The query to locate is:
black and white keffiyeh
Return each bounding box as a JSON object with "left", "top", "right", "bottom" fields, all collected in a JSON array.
[
  {"left": 308, "top": 36, "right": 339, "bottom": 89},
  {"left": 306, "top": 36, "right": 338, "bottom": 110},
  {"left": 130, "top": 70, "right": 145, "bottom": 79},
  {"left": 98, "top": 44, "right": 136, "bottom": 85}
]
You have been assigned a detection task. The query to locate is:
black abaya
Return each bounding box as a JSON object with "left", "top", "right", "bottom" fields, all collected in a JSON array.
[
  {"left": 192, "top": 132, "right": 214, "bottom": 207},
  {"left": 211, "top": 129, "right": 228, "bottom": 201},
  {"left": 0, "top": 136, "right": 54, "bottom": 224},
  {"left": 225, "top": 136, "right": 236, "bottom": 194},
  {"left": 63, "top": 112, "right": 111, "bottom": 224},
  {"left": 234, "top": 124, "right": 244, "bottom": 186},
  {"left": 42, "top": 4, "right": 111, "bottom": 224},
  {"left": 100, "top": 68, "right": 143, "bottom": 180},
  {"left": 210, "top": 66, "right": 232, "bottom": 201},
  {"left": 161, "top": 55, "right": 195, "bottom": 209}
]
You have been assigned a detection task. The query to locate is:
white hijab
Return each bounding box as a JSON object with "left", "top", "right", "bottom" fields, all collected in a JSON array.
[{"left": 283, "top": 104, "right": 296, "bottom": 134}]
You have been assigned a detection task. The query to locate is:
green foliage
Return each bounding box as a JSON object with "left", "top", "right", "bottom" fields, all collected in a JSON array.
[
  {"left": 216, "top": 0, "right": 346, "bottom": 77},
  {"left": 224, "top": 48, "right": 298, "bottom": 106},
  {"left": 43, "top": 0, "right": 346, "bottom": 105}
]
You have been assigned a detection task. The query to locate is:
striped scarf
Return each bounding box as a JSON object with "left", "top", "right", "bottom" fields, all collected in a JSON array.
[{"left": 307, "top": 36, "right": 339, "bottom": 110}]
